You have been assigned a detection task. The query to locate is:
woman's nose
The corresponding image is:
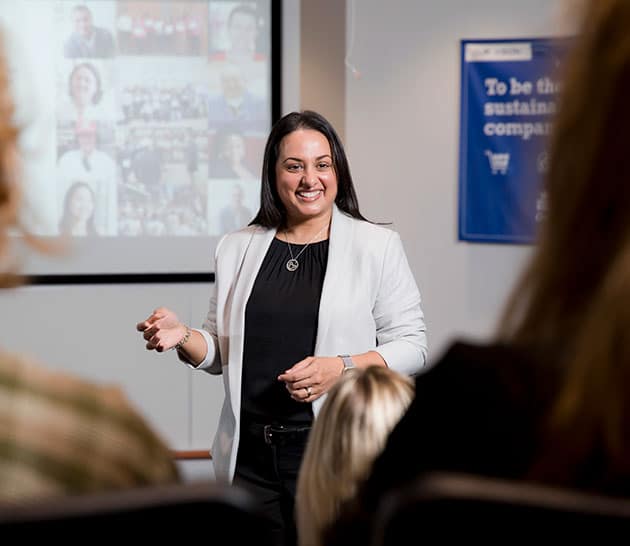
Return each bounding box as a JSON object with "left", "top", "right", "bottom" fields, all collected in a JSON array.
[{"left": 301, "top": 168, "right": 318, "bottom": 186}]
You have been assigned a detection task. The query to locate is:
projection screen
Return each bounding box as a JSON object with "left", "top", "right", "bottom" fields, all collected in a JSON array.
[{"left": 1, "top": 0, "right": 278, "bottom": 282}]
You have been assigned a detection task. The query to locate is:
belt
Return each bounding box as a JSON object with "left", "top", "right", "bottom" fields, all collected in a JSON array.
[{"left": 243, "top": 422, "right": 312, "bottom": 446}]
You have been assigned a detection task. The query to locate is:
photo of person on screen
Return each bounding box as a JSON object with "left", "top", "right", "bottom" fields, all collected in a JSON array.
[
  {"left": 57, "top": 121, "right": 117, "bottom": 236},
  {"left": 64, "top": 4, "right": 115, "bottom": 59},
  {"left": 218, "top": 182, "right": 253, "bottom": 236},
  {"left": 207, "top": 62, "right": 267, "bottom": 134},
  {"left": 209, "top": 125, "right": 256, "bottom": 179},
  {"left": 58, "top": 61, "right": 115, "bottom": 124},
  {"left": 58, "top": 181, "right": 100, "bottom": 237},
  {"left": 209, "top": 2, "right": 266, "bottom": 64}
]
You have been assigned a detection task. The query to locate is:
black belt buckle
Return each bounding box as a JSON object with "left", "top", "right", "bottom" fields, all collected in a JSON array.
[
  {"left": 263, "top": 424, "right": 275, "bottom": 445},
  {"left": 262, "top": 424, "right": 310, "bottom": 445}
]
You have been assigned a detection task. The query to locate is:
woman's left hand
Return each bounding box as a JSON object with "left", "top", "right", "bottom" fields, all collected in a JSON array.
[{"left": 277, "top": 356, "right": 343, "bottom": 402}]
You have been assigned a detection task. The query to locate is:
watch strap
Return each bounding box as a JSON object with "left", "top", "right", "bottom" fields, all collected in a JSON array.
[{"left": 338, "top": 354, "right": 355, "bottom": 371}]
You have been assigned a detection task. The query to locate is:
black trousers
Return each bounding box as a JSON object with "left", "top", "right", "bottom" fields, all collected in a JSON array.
[{"left": 234, "top": 421, "right": 311, "bottom": 546}]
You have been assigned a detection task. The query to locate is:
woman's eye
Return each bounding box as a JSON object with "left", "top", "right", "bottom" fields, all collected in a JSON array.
[
  {"left": 317, "top": 163, "right": 331, "bottom": 170},
  {"left": 287, "top": 164, "right": 302, "bottom": 172}
]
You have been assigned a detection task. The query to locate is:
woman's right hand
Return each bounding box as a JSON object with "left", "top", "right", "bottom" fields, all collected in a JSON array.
[{"left": 136, "top": 307, "right": 187, "bottom": 352}]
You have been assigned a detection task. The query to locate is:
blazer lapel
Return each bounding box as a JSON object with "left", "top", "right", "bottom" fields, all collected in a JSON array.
[
  {"left": 228, "top": 226, "right": 276, "bottom": 419},
  {"left": 315, "top": 206, "right": 353, "bottom": 356}
]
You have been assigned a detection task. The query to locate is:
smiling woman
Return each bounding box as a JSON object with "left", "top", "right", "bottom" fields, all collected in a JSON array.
[
  {"left": 136, "top": 110, "right": 428, "bottom": 546},
  {"left": 275, "top": 128, "right": 338, "bottom": 233}
]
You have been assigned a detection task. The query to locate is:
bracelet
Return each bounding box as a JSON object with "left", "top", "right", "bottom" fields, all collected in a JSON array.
[{"left": 173, "top": 326, "right": 192, "bottom": 351}]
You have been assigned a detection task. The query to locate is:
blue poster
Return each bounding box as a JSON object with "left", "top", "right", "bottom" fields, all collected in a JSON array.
[{"left": 458, "top": 38, "right": 569, "bottom": 243}]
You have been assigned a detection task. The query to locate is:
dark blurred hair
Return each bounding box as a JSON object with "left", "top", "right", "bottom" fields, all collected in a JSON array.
[
  {"left": 498, "top": 0, "right": 630, "bottom": 482},
  {"left": 250, "top": 110, "right": 369, "bottom": 227}
]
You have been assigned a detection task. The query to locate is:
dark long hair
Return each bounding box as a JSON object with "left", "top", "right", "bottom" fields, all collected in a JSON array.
[
  {"left": 498, "top": 0, "right": 630, "bottom": 483},
  {"left": 250, "top": 110, "right": 369, "bottom": 227}
]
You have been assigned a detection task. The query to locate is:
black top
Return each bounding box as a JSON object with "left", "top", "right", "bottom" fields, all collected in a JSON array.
[{"left": 241, "top": 236, "right": 329, "bottom": 425}]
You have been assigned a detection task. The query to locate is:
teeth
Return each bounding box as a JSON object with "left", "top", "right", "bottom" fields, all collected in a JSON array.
[{"left": 298, "top": 190, "right": 321, "bottom": 198}]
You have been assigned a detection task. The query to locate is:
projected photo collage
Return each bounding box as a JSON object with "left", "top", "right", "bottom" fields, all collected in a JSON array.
[{"left": 52, "top": 0, "right": 270, "bottom": 238}]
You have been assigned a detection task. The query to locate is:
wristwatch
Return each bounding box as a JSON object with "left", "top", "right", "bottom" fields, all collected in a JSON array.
[{"left": 338, "top": 354, "right": 356, "bottom": 372}]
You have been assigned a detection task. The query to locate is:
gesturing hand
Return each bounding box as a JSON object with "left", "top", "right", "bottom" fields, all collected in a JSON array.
[
  {"left": 277, "top": 356, "right": 344, "bottom": 402},
  {"left": 136, "top": 307, "right": 187, "bottom": 353}
]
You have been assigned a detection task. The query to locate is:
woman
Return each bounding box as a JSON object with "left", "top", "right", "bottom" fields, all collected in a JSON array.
[
  {"left": 58, "top": 181, "right": 99, "bottom": 236},
  {"left": 137, "top": 110, "right": 427, "bottom": 545},
  {"left": 58, "top": 62, "right": 112, "bottom": 124},
  {"left": 209, "top": 125, "right": 255, "bottom": 179},
  {"left": 329, "top": 2, "right": 630, "bottom": 544},
  {"left": 0, "top": 35, "right": 179, "bottom": 504},
  {"left": 296, "top": 366, "right": 414, "bottom": 546}
]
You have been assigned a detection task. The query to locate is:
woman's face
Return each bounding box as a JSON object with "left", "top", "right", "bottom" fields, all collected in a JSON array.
[
  {"left": 71, "top": 66, "right": 98, "bottom": 107},
  {"left": 69, "top": 185, "right": 95, "bottom": 223},
  {"left": 275, "top": 129, "right": 337, "bottom": 226}
]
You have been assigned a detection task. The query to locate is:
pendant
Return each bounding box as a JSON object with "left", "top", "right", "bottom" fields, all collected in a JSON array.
[{"left": 286, "top": 258, "right": 299, "bottom": 272}]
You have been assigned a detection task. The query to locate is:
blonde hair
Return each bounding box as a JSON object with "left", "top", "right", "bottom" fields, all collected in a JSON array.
[
  {"left": 0, "top": 34, "right": 50, "bottom": 288},
  {"left": 0, "top": 34, "right": 21, "bottom": 288},
  {"left": 296, "top": 366, "right": 414, "bottom": 546}
]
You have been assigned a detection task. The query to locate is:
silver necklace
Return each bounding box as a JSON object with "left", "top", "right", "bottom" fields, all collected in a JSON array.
[{"left": 283, "top": 224, "right": 328, "bottom": 272}]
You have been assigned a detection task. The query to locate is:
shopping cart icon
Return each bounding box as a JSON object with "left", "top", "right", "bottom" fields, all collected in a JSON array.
[{"left": 485, "top": 150, "right": 510, "bottom": 175}]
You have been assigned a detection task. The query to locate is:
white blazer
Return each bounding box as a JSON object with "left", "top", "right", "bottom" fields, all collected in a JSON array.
[{"left": 189, "top": 205, "right": 428, "bottom": 482}]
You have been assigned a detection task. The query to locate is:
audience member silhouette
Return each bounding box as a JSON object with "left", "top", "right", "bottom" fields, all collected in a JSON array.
[
  {"left": 0, "top": 34, "right": 179, "bottom": 505},
  {"left": 329, "top": 2, "right": 630, "bottom": 544}
]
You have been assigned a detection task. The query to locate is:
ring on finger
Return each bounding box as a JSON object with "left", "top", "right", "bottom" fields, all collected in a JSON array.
[{"left": 306, "top": 385, "right": 312, "bottom": 396}]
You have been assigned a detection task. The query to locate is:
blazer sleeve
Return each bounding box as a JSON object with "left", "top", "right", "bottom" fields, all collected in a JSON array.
[
  {"left": 190, "top": 284, "right": 221, "bottom": 375},
  {"left": 372, "top": 231, "right": 428, "bottom": 375},
  {"left": 178, "top": 238, "right": 224, "bottom": 375}
]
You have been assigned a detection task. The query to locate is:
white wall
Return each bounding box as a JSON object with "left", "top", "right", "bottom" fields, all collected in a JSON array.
[
  {"left": 0, "top": 0, "right": 576, "bottom": 478},
  {"left": 344, "top": 0, "right": 574, "bottom": 361},
  {"left": 0, "top": 282, "right": 220, "bottom": 450}
]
